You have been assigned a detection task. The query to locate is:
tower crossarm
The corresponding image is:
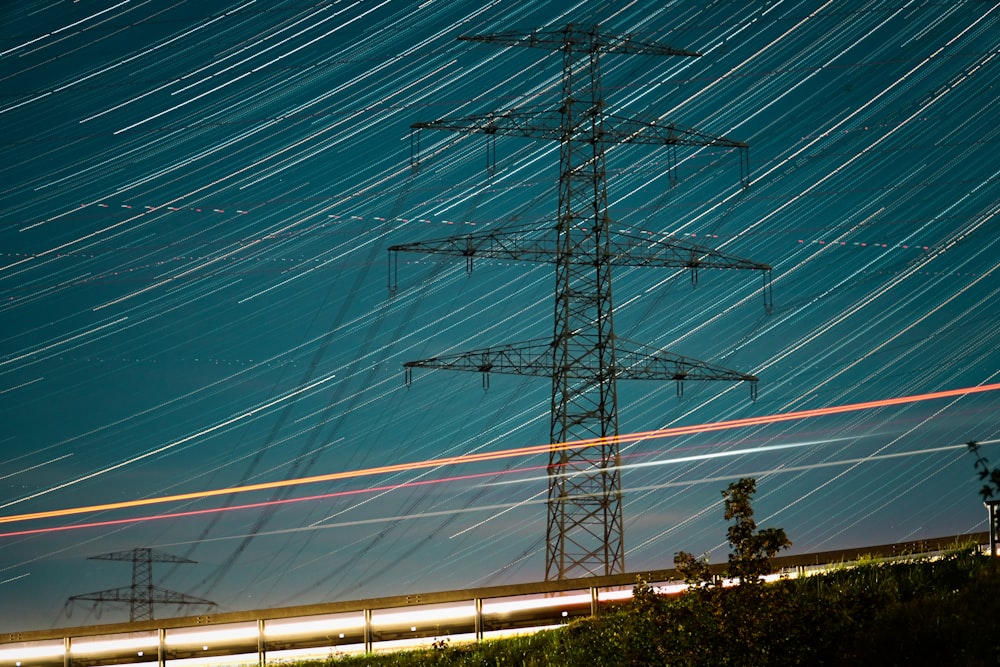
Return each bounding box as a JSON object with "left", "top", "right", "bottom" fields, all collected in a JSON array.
[
  {"left": 611, "top": 231, "right": 772, "bottom": 307},
  {"left": 615, "top": 338, "right": 758, "bottom": 398},
  {"left": 410, "top": 108, "right": 749, "bottom": 185},
  {"left": 389, "top": 224, "right": 550, "bottom": 264},
  {"left": 89, "top": 547, "right": 196, "bottom": 564},
  {"left": 144, "top": 586, "right": 217, "bottom": 608},
  {"left": 458, "top": 24, "right": 702, "bottom": 58},
  {"left": 67, "top": 586, "right": 135, "bottom": 605},
  {"left": 412, "top": 109, "right": 560, "bottom": 140},
  {"left": 605, "top": 112, "right": 747, "bottom": 149},
  {"left": 389, "top": 225, "right": 772, "bottom": 307},
  {"left": 404, "top": 338, "right": 552, "bottom": 388},
  {"left": 403, "top": 336, "right": 758, "bottom": 398},
  {"left": 390, "top": 225, "right": 767, "bottom": 268},
  {"left": 67, "top": 586, "right": 216, "bottom": 608},
  {"left": 412, "top": 109, "right": 746, "bottom": 149},
  {"left": 612, "top": 230, "right": 769, "bottom": 270}
]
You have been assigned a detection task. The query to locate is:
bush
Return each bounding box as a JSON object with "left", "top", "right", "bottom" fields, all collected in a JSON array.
[{"left": 320, "top": 549, "right": 1000, "bottom": 666}]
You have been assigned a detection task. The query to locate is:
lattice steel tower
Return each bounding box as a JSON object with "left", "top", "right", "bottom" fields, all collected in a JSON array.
[
  {"left": 392, "top": 25, "right": 771, "bottom": 580},
  {"left": 67, "top": 547, "right": 216, "bottom": 622}
]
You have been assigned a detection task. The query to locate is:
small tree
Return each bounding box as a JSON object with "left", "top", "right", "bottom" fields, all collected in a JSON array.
[
  {"left": 673, "top": 477, "right": 791, "bottom": 590},
  {"left": 723, "top": 477, "right": 792, "bottom": 585}
]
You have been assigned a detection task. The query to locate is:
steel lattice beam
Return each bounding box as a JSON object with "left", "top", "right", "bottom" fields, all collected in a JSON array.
[
  {"left": 457, "top": 23, "right": 703, "bottom": 57},
  {"left": 412, "top": 110, "right": 747, "bottom": 147},
  {"left": 410, "top": 110, "right": 750, "bottom": 186},
  {"left": 404, "top": 337, "right": 758, "bottom": 396},
  {"left": 388, "top": 224, "right": 772, "bottom": 305}
]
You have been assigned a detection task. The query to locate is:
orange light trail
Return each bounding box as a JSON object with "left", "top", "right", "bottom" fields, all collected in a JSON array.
[
  {"left": 1, "top": 382, "right": 997, "bottom": 529},
  {"left": 0, "top": 466, "right": 549, "bottom": 539}
]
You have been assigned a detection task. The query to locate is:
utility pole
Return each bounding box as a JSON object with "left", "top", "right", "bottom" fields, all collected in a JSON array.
[
  {"left": 67, "top": 547, "right": 216, "bottom": 622},
  {"left": 392, "top": 24, "right": 771, "bottom": 581}
]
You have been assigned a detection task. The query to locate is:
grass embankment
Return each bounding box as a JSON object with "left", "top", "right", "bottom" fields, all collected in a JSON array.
[{"left": 307, "top": 545, "right": 1000, "bottom": 666}]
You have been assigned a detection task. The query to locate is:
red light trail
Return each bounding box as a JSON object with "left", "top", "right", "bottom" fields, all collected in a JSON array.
[{"left": 1, "top": 382, "right": 997, "bottom": 534}]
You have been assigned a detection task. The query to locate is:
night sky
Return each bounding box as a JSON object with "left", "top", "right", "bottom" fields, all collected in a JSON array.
[{"left": 2, "top": 0, "right": 998, "bottom": 632}]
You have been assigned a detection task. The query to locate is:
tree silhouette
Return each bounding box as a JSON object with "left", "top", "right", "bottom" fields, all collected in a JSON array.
[
  {"left": 674, "top": 477, "right": 791, "bottom": 587},
  {"left": 723, "top": 478, "right": 792, "bottom": 585},
  {"left": 967, "top": 440, "right": 1000, "bottom": 501}
]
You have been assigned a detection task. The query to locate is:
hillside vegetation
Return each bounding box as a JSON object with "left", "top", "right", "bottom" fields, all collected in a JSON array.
[
  {"left": 318, "top": 544, "right": 1000, "bottom": 666},
  {"left": 316, "top": 474, "right": 1000, "bottom": 665}
]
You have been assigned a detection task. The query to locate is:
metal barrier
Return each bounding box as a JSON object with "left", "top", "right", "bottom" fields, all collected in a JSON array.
[{"left": 1, "top": 532, "right": 986, "bottom": 666}]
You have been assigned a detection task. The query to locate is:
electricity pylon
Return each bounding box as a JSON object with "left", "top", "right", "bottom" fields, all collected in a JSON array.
[
  {"left": 392, "top": 24, "right": 771, "bottom": 581},
  {"left": 67, "top": 548, "right": 216, "bottom": 622}
]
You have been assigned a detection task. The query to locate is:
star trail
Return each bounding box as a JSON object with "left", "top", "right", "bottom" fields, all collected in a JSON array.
[{"left": 1, "top": 0, "right": 997, "bottom": 631}]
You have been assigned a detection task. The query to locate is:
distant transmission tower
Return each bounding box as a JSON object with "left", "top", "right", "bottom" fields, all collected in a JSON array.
[
  {"left": 392, "top": 24, "right": 771, "bottom": 580},
  {"left": 67, "top": 547, "right": 216, "bottom": 622}
]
